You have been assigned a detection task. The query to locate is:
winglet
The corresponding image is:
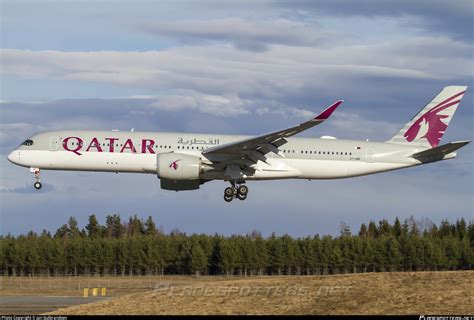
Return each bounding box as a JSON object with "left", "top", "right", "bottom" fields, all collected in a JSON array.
[{"left": 314, "top": 100, "right": 343, "bottom": 120}]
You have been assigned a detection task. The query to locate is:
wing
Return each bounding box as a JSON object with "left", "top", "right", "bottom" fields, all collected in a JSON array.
[{"left": 203, "top": 100, "right": 343, "bottom": 164}]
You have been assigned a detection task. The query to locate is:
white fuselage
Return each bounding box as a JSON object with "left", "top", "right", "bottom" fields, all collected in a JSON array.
[{"left": 8, "top": 130, "right": 442, "bottom": 181}]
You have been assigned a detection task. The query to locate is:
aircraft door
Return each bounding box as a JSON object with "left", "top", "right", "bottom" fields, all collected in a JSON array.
[
  {"left": 366, "top": 148, "right": 375, "bottom": 163},
  {"left": 49, "top": 137, "right": 59, "bottom": 151}
]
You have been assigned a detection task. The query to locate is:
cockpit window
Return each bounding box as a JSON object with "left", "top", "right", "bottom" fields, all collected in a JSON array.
[{"left": 22, "top": 139, "right": 34, "bottom": 146}]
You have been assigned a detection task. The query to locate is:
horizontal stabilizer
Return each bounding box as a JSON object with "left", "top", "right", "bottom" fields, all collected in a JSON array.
[{"left": 411, "top": 140, "right": 470, "bottom": 162}]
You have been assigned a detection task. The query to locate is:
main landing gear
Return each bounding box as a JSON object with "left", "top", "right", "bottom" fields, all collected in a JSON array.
[
  {"left": 224, "top": 183, "right": 249, "bottom": 202},
  {"left": 31, "top": 168, "right": 42, "bottom": 190}
]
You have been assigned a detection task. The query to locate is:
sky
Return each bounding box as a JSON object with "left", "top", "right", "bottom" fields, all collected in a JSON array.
[{"left": 0, "top": 0, "right": 473, "bottom": 237}]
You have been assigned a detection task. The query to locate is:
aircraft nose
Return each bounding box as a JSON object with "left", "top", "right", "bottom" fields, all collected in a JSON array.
[{"left": 7, "top": 150, "right": 19, "bottom": 164}]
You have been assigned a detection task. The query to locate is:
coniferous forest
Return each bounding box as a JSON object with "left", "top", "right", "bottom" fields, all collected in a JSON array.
[{"left": 1, "top": 215, "right": 472, "bottom": 276}]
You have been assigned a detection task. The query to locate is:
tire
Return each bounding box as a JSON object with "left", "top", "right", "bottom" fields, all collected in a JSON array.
[
  {"left": 224, "top": 187, "right": 234, "bottom": 197},
  {"left": 224, "top": 194, "right": 233, "bottom": 202},
  {"left": 238, "top": 185, "right": 248, "bottom": 195},
  {"left": 34, "top": 182, "right": 42, "bottom": 190},
  {"left": 237, "top": 193, "right": 247, "bottom": 201}
]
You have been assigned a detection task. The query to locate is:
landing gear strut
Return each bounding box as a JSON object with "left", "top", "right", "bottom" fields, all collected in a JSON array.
[
  {"left": 31, "top": 168, "right": 42, "bottom": 190},
  {"left": 223, "top": 183, "right": 248, "bottom": 202}
]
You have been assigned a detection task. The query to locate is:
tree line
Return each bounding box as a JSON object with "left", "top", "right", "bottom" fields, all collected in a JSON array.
[{"left": 0, "top": 215, "right": 472, "bottom": 276}]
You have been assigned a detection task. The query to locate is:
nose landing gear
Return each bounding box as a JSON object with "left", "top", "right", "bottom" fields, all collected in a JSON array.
[
  {"left": 223, "top": 183, "right": 248, "bottom": 202},
  {"left": 31, "top": 168, "right": 42, "bottom": 190}
]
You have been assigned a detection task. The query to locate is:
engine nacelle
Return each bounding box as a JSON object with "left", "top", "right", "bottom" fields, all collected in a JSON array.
[{"left": 157, "top": 152, "right": 206, "bottom": 180}]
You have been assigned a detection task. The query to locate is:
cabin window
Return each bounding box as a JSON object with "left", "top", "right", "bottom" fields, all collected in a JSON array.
[{"left": 21, "top": 139, "right": 34, "bottom": 146}]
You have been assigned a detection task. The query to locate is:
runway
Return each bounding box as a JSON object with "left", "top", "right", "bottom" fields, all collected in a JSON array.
[{"left": 0, "top": 295, "right": 110, "bottom": 315}]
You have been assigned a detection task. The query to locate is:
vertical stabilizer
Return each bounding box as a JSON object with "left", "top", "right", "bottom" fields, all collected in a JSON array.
[{"left": 387, "top": 86, "right": 467, "bottom": 148}]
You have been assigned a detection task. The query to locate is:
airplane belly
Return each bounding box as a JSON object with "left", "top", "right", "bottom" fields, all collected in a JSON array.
[
  {"left": 17, "top": 150, "right": 156, "bottom": 173},
  {"left": 293, "top": 159, "right": 349, "bottom": 179},
  {"left": 286, "top": 159, "right": 413, "bottom": 179}
]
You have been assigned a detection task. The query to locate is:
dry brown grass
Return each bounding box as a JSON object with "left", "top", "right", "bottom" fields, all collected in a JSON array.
[
  {"left": 45, "top": 271, "right": 474, "bottom": 315},
  {"left": 0, "top": 275, "right": 230, "bottom": 297}
]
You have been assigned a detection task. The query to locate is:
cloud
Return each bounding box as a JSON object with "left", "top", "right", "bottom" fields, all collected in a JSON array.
[
  {"left": 2, "top": 35, "right": 471, "bottom": 103},
  {"left": 140, "top": 17, "right": 352, "bottom": 51},
  {"left": 277, "top": 0, "right": 474, "bottom": 40},
  {"left": 328, "top": 112, "right": 401, "bottom": 139},
  {"left": 255, "top": 106, "right": 313, "bottom": 118},
  {"left": 148, "top": 91, "right": 249, "bottom": 117}
]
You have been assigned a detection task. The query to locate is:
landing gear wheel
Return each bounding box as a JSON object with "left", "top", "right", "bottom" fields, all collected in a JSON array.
[
  {"left": 224, "top": 187, "right": 234, "bottom": 197},
  {"left": 223, "top": 182, "right": 248, "bottom": 202},
  {"left": 237, "top": 185, "right": 248, "bottom": 196},
  {"left": 237, "top": 193, "right": 247, "bottom": 201},
  {"left": 31, "top": 168, "right": 42, "bottom": 191}
]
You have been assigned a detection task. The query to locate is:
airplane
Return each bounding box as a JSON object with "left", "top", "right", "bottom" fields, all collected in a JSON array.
[{"left": 7, "top": 86, "right": 470, "bottom": 202}]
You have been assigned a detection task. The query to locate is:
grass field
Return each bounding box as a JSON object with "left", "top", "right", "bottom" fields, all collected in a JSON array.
[
  {"left": 0, "top": 274, "right": 227, "bottom": 297},
  {"left": 42, "top": 271, "right": 473, "bottom": 315}
]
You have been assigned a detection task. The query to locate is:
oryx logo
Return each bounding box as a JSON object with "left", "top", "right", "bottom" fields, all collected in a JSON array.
[
  {"left": 404, "top": 91, "right": 464, "bottom": 147},
  {"left": 169, "top": 159, "right": 180, "bottom": 170}
]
